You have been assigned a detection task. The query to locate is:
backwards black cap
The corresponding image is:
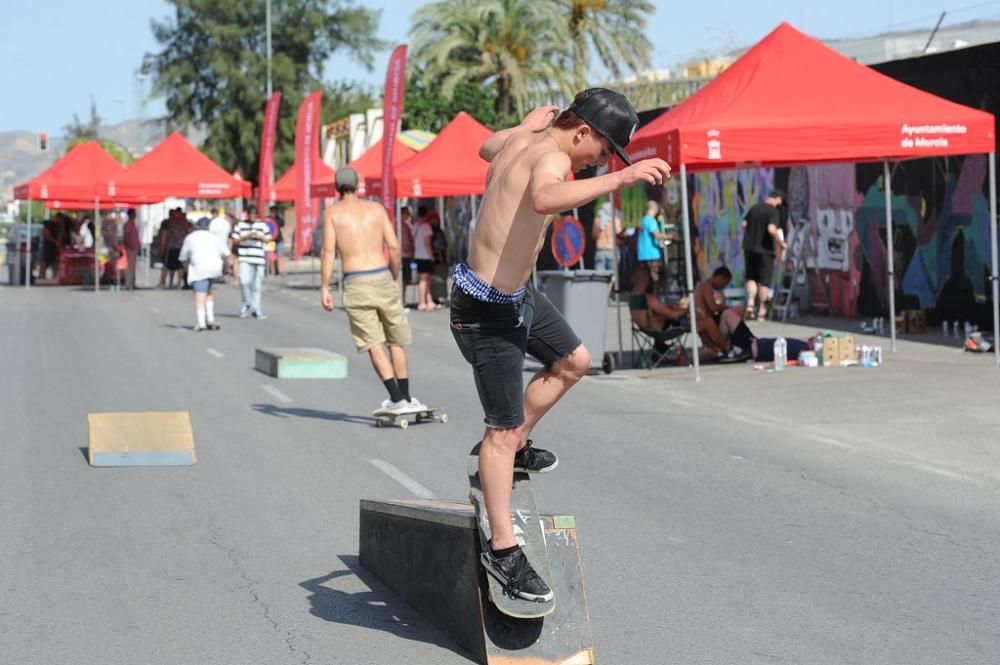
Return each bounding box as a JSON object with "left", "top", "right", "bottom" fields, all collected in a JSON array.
[{"left": 566, "top": 88, "right": 639, "bottom": 165}]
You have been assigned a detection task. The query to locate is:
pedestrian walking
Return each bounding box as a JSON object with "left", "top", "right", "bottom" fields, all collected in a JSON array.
[
  {"left": 179, "top": 218, "right": 230, "bottom": 331},
  {"left": 742, "top": 190, "right": 787, "bottom": 319},
  {"left": 320, "top": 168, "right": 425, "bottom": 414},
  {"left": 230, "top": 211, "right": 272, "bottom": 319}
]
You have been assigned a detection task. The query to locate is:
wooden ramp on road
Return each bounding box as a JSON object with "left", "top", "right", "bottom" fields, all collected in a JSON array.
[
  {"left": 87, "top": 411, "right": 196, "bottom": 467},
  {"left": 360, "top": 498, "right": 595, "bottom": 665}
]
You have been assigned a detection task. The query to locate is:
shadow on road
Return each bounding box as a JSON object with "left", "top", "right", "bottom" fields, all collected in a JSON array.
[
  {"left": 300, "top": 555, "right": 468, "bottom": 659},
  {"left": 251, "top": 403, "right": 376, "bottom": 425}
]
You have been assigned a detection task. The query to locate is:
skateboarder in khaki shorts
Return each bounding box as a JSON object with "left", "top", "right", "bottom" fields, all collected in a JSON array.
[
  {"left": 321, "top": 167, "right": 426, "bottom": 414},
  {"left": 452, "top": 88, "right": 670, "bottom": 600}
]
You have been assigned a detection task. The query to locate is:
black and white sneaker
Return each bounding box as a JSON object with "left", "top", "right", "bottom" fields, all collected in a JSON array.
[
  {"left": 481, "top": 546, "right": 553, "bottom": 602},
  {"left": 513, "top": 440, "right": 558, "bottom": 473}
]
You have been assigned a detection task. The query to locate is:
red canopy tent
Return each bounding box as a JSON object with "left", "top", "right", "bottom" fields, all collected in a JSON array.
[
  {"left": 12, "top": 141, "right": 145, "bottom": 290},
  {"left": 271, "top": 159, "right": 336, "bottom": 201},
  {"left": 15, "top": 141, "right": 131, "bottom": 201},
  {"left": 107, "top": 132, "right": 252, "bottom": 200},
  {"left": 375, "top": 112, "right": 493, "bottom": 197},
  {"left": 311, "top": 136, "right": 416, "bottom": 198},
  {"left": 621, "top": 22, "right": 998, "bottom": 375}
]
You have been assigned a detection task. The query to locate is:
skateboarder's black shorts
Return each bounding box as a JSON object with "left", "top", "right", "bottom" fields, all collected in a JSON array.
[{"left": 450, "top": 278, "right": 582, "bottom": 430}]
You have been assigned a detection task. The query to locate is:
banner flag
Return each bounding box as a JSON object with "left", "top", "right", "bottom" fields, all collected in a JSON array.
[
  {"left": 293, "top": 90, "right": 322, "bottom": 259},
  {"left": 256, "top": 92, "right": 282, "bottom": 216}
]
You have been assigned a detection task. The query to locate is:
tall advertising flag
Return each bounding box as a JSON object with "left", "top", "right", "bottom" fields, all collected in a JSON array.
[
  {"left": 380, "top": 44, "right": 408, "bottom": 223},
  {"left": 256, "top": 92, "right": 282, "bottom": 217},
  {"left": 293, "top": 90, "right": 323, "bottom": 259}
]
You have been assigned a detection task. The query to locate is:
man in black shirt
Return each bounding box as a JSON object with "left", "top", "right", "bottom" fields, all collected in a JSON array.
[{"left": 741, "top": 190, "right": 787, "bottom": 319}]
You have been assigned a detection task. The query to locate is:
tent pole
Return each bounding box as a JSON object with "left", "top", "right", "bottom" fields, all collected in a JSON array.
[
  {"left": 24, "top": 198, "right": 32, "bottom": 291},
  {"left": 94, "top": 197, "right": 100, "bottom": 293},
  {"left": 396, "top": 198, "right": 403, "bottom": 301},
  {"left": 680, "top": 164, "right": 701, "bottom": 381},
  {"left": 883, "top": 161, "right": 897, "bottom": 352},
  {"left": 611, "top": 191, "right": 623, "bottom": 367},
  {"left": 989, "top": 151, "right": 999, "bottom": 369}
]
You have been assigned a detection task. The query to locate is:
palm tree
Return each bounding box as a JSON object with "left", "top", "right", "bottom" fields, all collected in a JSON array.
[
  {"left": 555, "top": 0, "right": 654, "bottom": 90},
  {"left": 410, "top": 0, "right": 572, "bottom": 120}
]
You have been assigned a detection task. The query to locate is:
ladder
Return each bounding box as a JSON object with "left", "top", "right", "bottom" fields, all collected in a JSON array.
[{"left": 769, "top": 218, "right": 828, "bottom": 321}]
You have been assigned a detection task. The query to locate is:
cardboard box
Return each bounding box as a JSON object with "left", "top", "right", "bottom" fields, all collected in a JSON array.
[
  {"left": 838, "top": 335, "right": 857, "bottom": 365},
  {"left": 822, "top": 335, "right": 857, "bottom": 367},
  {"left": 904, "top": 309, "right": 927, "bottom": 334}
]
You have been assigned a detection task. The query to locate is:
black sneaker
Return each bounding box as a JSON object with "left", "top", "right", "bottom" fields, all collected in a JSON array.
[
  {"left": 481, "top": 546, "right": 553, "bottom": 602},
  {"left": 206, "top": 322, "right": 221, "bottom": 331},
  {"left": 513, "top": 440, "right": 558, "bottom": 473}
]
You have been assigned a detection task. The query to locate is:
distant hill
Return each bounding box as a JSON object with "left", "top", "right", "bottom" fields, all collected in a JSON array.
[{"left": 0, "top": 119, "right": 206, "bottom": 201}]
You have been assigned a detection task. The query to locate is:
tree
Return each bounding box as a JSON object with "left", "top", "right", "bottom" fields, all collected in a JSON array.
[
  {"left": 64, "top": 97, "right": 102, "bottom": 142},
  {"left": 65, "top": 137, "right": 133, "bottom": 166},
  {"left": 143, "top": 0, "right": 384, "bottom": 182},
  {"left": 404, "top": 73, "right": 497, "bottom": 132},
  {"left": 410, "top": 0, "right": 571, "bottom": 120},
  {"left": 556, "top": 0, "right": 653, "bottom": 91}
]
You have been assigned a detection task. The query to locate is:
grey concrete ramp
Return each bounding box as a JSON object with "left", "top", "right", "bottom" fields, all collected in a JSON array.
[{"left": 360, "top": 499, "right": 595, "bottom": 665}]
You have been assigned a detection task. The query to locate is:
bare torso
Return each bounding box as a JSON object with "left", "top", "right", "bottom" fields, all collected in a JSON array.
[
  {"left": 594, "top": 216, "right": 616, "bottom": 251},
  {"left": 326, "top": 197, "right": 392, "bottom": 274},
  {"left": 468, "top": 131, "right": 567, "bottom": 293}
]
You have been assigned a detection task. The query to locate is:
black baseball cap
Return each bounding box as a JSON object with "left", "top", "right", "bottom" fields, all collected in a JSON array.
[
  {"left": 335, "top": 167, "right": 359, "bottom": 191},
  {"left": 566, "top": 88, "right": 639, "bottom": 165}
]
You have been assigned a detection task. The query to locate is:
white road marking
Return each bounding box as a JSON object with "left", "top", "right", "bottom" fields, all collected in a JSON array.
[
  {"left": 260, "top": 384, "right": 293, "bottom": 404},
  {"left": 369, "top": 459, "right": 435, "bottom": 499},
  {"left": 206, "top": 348, "right": 224, "bottom": 358},
  {"left": 805, "top": 434, "right": 857, "bottom": 451}
]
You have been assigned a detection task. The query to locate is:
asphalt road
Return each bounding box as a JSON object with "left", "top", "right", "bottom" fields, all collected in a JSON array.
[{"left": 2, "top": 281, "right": 998, "bottom": 665}]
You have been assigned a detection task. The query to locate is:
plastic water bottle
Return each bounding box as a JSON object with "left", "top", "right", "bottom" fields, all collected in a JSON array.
[
  {"left": 953, "top": 321, "right": 961, "bottom": 339},
  {"left": 774, "top": 337, "right": 788, "bottom": 372},
  {"left": 409, "top": 261, "right": 418, "bottom": 284},
  {"left": 942, "top": 320, "right": 950, "bottom": 336}
]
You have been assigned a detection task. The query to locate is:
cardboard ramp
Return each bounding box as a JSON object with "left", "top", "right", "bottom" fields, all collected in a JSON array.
[
  {"left": 360, "top": 499, "right": 595, "bottom": 665},
  {"left": 87, "top": 411, "right": 196, "bottom": 467},
  {"left": 255, "top": 348, "right": 348, "bottom": 379}
]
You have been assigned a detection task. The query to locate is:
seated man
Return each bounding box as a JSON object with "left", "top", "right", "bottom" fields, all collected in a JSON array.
[
  {"left": 629, "top": 263, "right": 687, "bottom": 331},
  {"left": 694, "top": 266, "right": 746, "bottom": 359}
]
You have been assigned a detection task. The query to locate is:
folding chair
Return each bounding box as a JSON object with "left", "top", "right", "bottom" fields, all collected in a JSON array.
[{"left": 628, "top": 294, "right": 689, "bottom": 369}]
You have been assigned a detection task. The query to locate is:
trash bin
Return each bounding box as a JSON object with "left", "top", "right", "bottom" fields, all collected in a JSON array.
[{"left": 537, "top": 270, "right": 615, "bottom": 373}]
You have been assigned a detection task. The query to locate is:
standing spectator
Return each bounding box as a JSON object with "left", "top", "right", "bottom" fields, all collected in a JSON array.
[
  {"left": 399, "top": 206, "right": 415, "bottom": 287},
  {"left": 412, "top": 207, "right": 438, "bottom": 310},
  {"left": 231, "top": 211, "right": 272, "bottom": 319},
  {"left": 269, "top": 206, "right": 285, "bottom": 276},
  {"left": 263, "top": 207, "right": 279, "bottom": 276},
  {"left": 101, "top": 214, "right": 120, "bottom": 285},
  {"left": 592, "top": 200, "right": 622, "bottom": 294},
  {"left": 208, "top": 207, "right": 233, "bottom": 278},
  {"left": 159, "top": 209, "right": 188, "bottom": 289},
  {"left": 741, "top": 190, "right": 787, "bottom": 320},
  {"left": 122, "top": 209, "right": 141, "bottom": 290},
  {"left": 637, "top": 200, "right": 668, "bottom": 289},
  {"left": 180, "top": 217, "right": 230, "bottom": 331},
  {"left": 39, "top": 214, "right": 63, "bottom": 280}
]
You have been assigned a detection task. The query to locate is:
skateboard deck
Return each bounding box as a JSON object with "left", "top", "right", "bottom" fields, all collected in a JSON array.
[
  {"left": 468, "top": 442, "right": 556, "bottom": 619},
  {"left": 373, "top": 406, "right": 447, "bottom": 429}
]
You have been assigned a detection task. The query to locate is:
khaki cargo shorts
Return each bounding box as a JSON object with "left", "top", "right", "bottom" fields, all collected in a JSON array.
[{"left": 342, "top": 270, "right": 412, "bottom": 352}]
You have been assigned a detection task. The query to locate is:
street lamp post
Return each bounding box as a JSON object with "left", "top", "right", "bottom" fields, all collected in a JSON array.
[{"left": 265, "top": 0, "right": 273, "bottom": 99}]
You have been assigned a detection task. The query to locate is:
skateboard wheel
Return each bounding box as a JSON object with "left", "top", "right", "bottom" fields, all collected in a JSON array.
[
  {"left": 398, "top": 418, "right": 408, "bottom": 429},
  {"left": 374, "top": 419, "right": 383, "bottom": 428},
  {"left": 440, "top": 413, "right": 448, "bottom": 423}
]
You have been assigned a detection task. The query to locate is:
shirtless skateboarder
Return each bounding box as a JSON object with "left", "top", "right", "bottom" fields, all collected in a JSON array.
[
  {"left": 320, "top": 167, "right": 425, "bottom": 414},
  {"left": 451, "top": 88, "right": 670, "bottom": 599}
]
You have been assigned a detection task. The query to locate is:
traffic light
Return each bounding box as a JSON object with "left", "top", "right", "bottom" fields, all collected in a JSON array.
[{"left": 39, "top": 133, "right": 47, "bottom": 151}]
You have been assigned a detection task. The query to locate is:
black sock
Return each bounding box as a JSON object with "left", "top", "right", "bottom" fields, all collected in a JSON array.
[
  {"left": 397, "top": 378, "right": 411, "bottom": 401},
  {"left": 490, "top": 543, "right": 520, "bottom": 558},
  {"left": 383, "top": 378, "right": 404, "bottom": 402}
]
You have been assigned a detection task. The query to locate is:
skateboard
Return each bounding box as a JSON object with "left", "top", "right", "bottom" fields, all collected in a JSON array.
[
  {"left": 468, "top": 442, "right": 556, "bottom": 619},
  {"left": 372, "top": 406, "right": 447, "bottom": 429}
]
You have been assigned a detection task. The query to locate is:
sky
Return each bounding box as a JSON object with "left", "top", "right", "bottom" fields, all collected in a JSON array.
[{"left": 3, "top": 0, "right": 1000, "bottom": 135}]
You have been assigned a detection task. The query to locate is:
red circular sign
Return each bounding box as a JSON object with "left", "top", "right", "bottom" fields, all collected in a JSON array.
[{"left": 551, "top": 216, "right": 586, "bottom": 267}]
